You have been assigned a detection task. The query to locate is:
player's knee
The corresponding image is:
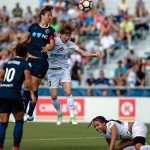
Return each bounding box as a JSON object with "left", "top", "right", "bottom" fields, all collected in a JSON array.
[
  {"left": 52, "top": 96, "right": 57, "bottom": 100},
  {"left": 65, "top": 91, "right": 71, "bottom": 97}
]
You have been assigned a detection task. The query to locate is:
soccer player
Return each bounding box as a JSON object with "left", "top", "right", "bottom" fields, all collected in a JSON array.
[
  {"left": 89, "top": 116, "right": 150, "bottom": 150},
  {"left": 18, "top": 5, "right": 55, "bottom": 121},
  {"left": 0, "top": 44, "right": 36, "bottom": 150},
  {"left": 47, "top": 24, "right": 101, "bottom": 125}
]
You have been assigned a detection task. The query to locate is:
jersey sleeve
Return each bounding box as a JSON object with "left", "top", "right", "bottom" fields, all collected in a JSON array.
[
  {"left": 28, "top": 23, "right": 36, "bottom": 33},
  {"left": 49, "top": 27, "right": 55, "bottom": 41},
  {"left": 68, "top": 41, "right": 79, "bottom": 52},
  {"left": 24, "top": 62, "right": 32, "bottom": 72},
  {"left": 107, "top": 121, "right": 115, "bottom": 130}
]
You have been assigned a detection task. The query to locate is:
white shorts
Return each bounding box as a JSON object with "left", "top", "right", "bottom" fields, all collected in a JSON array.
[
  {"left": 132, "top": 121, "right": 147, "bottom": 139},
  {"left": 47, "top": 68, "right": 71, "bottom": 88}
]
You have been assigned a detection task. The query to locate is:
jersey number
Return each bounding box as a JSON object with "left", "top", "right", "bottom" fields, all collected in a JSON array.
[{"left": 4, "top": 68, "right": 16, "bottom": 82}]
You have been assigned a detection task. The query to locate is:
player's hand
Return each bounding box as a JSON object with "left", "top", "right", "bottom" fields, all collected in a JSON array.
[
  {"left": 31, "top": 93, "right": 37, "bottom": 104},
  {"left": 10, "top": 46, "right": 16, "bottom": 52},
  {"left": 93, "top": 52, "right": 102, "bottom": 59},
  {"left": 41, "top": 44, "right": 51, "bottom": 52}
]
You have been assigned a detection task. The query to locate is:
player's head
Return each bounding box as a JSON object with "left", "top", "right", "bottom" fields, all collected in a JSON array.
[
  {"left": 40, "top": 5, "right": 53, "bottom": 24},
  {"left": 15, "top": 43, "right": 28, "bottom": 59},
  {"left": 60, "top": 24, "right": 74, "bottom": 43},
  {"left": 88, "top": 116, "right": 108, "bottom": 133}
]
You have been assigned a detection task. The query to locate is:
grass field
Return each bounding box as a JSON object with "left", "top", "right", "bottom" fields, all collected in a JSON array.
[{"left": 4, "top": 123, "right": 150, "bottom": 150}]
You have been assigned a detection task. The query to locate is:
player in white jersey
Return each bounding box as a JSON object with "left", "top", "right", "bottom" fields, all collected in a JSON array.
[
  {"left": 47, "top": 24, "right": 101, "bottom": 125},
  {"left": 89, "top": 116, "right": 150, "bottom": 150}
]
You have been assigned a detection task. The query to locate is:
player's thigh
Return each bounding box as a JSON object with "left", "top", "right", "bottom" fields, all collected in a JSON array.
[
  {"left": 117, "top": 139, "right": 134, "bottom": 150},
  {"left": 12, "top": 101, "right": 24, "bottom": 121},
  {"left": 47, "top": 70, "right": 60, "bottom": 89},
  {"left": 13, "top": 112, "right": 24, "bottom": 121},
  {"left": 31, "top": 76, "right": 42, "bottom": 91},
  {"left": 0, "top": 113, "right": 9, "bottom": 122},
  {"left": 0, "top": 100, "right": 10, "bottom": 122},
  {"left": 28, "top": 58, "right": 48, "bottom": 84},
  {"left": 62, "top": 82, "right": 72, "bottom": 96}
]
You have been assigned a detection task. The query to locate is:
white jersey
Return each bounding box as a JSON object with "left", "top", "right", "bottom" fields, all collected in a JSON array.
[
  {"left": 48, "top": 37, "right": 79, "bottom": 69},
  {"left": 103, "top": 121, "right": 132, "bottom": 140}
]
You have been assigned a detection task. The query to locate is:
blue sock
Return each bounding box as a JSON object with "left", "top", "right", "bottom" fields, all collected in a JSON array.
[
  {"left": 13, "top": 120, "right": 24, "bottom": 147},
  {"left": 0, "top": 122, "right": 8, "bottom": 148},
  {"left": 28, "top": 91, "right": 38, "bottom": 117},
  {"left": 23, "top": 90, "right": 31, "bottom": 112}
]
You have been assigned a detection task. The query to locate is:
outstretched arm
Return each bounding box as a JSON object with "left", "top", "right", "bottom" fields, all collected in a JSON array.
[
  {"left": 109, "top": 124, "right": 117, "bottom": 150},
  {"left": 75, "top": 48, "right": 101, "bottom": 58}
]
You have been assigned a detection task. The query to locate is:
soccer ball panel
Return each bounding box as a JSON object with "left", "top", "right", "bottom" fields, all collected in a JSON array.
[{"left": 79, "top": 0, "right": 93, "bottom": 12}]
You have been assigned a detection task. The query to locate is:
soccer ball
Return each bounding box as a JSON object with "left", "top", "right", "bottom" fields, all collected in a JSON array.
[{"left": 79, "top": 0, "right": 93, "bottom": 12}]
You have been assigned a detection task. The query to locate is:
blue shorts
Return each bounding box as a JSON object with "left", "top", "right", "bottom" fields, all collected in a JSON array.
[
  {"left": 0, "top": 100, "right": 24, "bottom": 114},
  {"left": 28, "top": 58, "right": 48, "bottom": 79}
]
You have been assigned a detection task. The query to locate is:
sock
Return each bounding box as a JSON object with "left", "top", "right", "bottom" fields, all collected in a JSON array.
[
  {"left": 13, "top": 120, "right": 24, "bottom": 147},
  {"left": 140, "top": 145, "right": 150, "bottom": 150},
  {"left": 52, "top": 100, "right": 62, "bottom": 114},
  {"left": 67, "top": 95, "right": 74, "bottom": 118},
  {"left": 23, "top": 90, "right": 31, "bottom": 112},
  {"left": 0, "top": 122, "right": 8, "bottom": 148},
  {"left": 28, "top": 91, "right": 38, "bottom": 117}
]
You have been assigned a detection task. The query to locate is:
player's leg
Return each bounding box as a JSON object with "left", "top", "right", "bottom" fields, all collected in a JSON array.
[
  {"left": 22, "top": 81, "right": 31, "bottom": 112},
  {"left": 12, "top": 100, "right": 25, "bottom": 150},
  {"left": 62, "top": 82, "right": 78, "bottom": 125},
  {"left": 0, "top": 113, "right": 9, "bottom": 150},
  {"left": 116, "top": 139, "right": 134, "bottom": 150},
  {"left": 61, "top": 68, "right": 78, "bottom": 125},
  {"left": 27, "top": 76, "right": 41, "bottom": 121},
  {"left": 26, "top": 58, "right": 48, "bottom": 121},
  {"left": 48, "top": 69, "right": 63, "bottom": 125},
  {"left": 50, "top": 88, "right": 63, "bottom": 125},
  {"left": 132, "top": 122, "right": 147, "bottom": 150},
  {"left": 13, "top": 112, "right": 24, "bottom": 150}
]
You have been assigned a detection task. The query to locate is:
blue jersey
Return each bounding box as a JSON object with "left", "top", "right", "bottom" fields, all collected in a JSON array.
[
  {"left": 27, "top": 23, "right": 55, "bottom": 59},
  {"left": 0, "top": 57, "right": 31, "bottom": 101}
]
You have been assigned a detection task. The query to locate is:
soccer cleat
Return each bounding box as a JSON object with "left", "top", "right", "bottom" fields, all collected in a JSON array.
[
  {"left": 70, "top": 117, "right": 78, "bottom": 125},
  {"left": 12, "top": 146, "right": 20, "bottom": 150},
  {"left": 56, "top": 112, "right": 64, "bottom": 126},
  {"left": 24, "top": 114, "right": 34, "bottom": 122}
]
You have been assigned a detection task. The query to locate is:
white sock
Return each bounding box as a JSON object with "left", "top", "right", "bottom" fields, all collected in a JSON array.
[
  {"left": 52, "top": 100, "right": 62, "bottom": 114},
  {"left": 140, "top": 145, "right": 150, "bottom": 150},
  {"left": 67, "top": 95, "right": 74, "bottom": 117},
  {"left": 123, "top": 146, "right": 135, "bottom": 150}
]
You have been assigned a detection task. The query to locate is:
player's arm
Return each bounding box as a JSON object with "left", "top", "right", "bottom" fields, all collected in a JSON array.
[
  {"left": 20, "top": 32, "right": 31, "bottom": 44},
  {"left": 75, "top": 48, "right": 101, "bottom": 58},
  {"left": 24, "top": 70, "right": 37, "bottom": 103},
  {"left": 11, "top": 33, "right": 31, "bottom": 51},
  {"left": 106, "top": 138, "right": 116, "bottom": 150},
  {"left": 109, "top": 124, "right": 117, "bottom": 150},
  {"left": 0, "top": 69, "right": 5, "bottom": 81},
  {"left": 42, "top": 38, "right": 55, "bottom": 52}
]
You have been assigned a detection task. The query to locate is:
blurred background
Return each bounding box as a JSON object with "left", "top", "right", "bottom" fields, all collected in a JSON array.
[{"left": 0, "top": 0, "right": 150, "bottom": 122}]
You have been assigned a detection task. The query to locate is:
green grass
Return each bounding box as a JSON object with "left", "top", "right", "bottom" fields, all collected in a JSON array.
[{"left": 4, "top": 123, "right": 150, "bottom": 150}]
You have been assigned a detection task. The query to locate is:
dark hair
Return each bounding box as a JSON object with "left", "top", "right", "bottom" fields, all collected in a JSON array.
[
  {"left": 39, "top": 5, "right": 53, "bottom": 17},
  {"left": 88, "top": 116, "right": 122, "bottom": 128},
  {"left": 16, "top": 43, "right": 28, "bottom": 58},
  {"left": 60, "top": 24, "right": 74, "bottom": 35}
]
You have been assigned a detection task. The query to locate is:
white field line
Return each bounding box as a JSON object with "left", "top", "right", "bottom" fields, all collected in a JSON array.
[{"left": 5, "top": 136, "right": 150, "bottom": 142}]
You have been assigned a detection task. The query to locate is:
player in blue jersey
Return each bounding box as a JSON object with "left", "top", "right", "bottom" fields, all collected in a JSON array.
[
  {"left": 47, "top": 24, "right": 102, "bottom": 125},
  {"left": 0, "top": 44, "right": 36, "bottom": 150},
  {"left": 16, "top": 5, "right": 55, "bottom": 121}
]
